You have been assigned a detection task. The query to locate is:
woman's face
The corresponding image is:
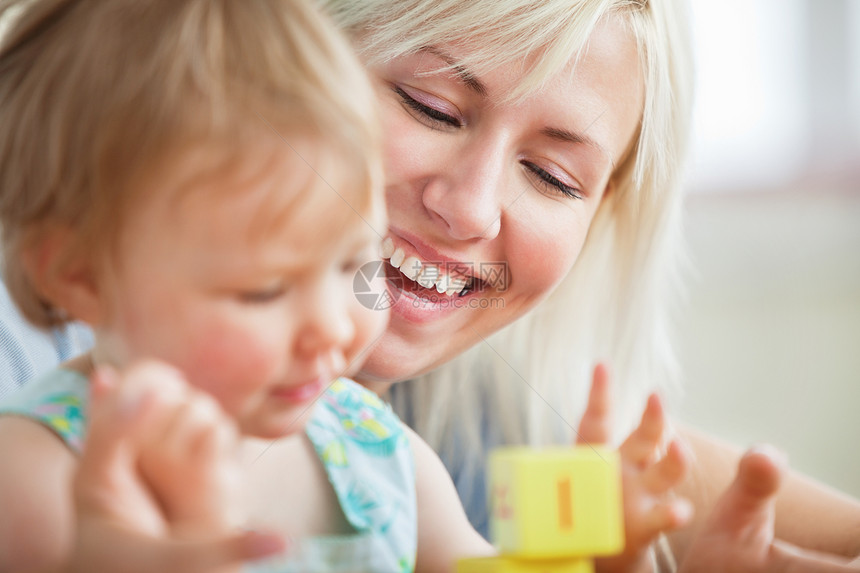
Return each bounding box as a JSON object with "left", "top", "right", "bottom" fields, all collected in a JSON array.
[{"left": 359, "top": 16, "right": 643, "bottom": 385}]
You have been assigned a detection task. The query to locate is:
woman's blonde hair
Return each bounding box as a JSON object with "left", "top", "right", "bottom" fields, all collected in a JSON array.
[
  {"left": 0, "top": 0, "right": 382, "bottom": 327},
  {"left": 323, "top": 0, "right": 694, "bottom": 478}
]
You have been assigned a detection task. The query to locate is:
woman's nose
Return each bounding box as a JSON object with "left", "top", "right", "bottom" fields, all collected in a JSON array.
[{"left": 421, "top": 137, "right": 505, "bottom": 241}]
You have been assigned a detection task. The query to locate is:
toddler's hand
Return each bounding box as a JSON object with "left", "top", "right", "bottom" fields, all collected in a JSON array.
[
  {"left": 71, "top": 361, "right": 284, "bottom": 573},
  {"left": 577, "top": 364, "right": 693, "bottom": 573},
  {"left": 114, "top": 361, "right": 245, "bottom": 538}
]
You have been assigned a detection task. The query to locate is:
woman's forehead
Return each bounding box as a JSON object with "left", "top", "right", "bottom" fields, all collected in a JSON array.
[{"left": 361, "top": 2, "right": 643, "bottom": 99}]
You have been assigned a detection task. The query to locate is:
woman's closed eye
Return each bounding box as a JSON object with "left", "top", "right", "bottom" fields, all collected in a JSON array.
[
  {"left": 521, "top": 161, "right": 583, "bottom": 200},
  {"left": 393, "top": 85, "right": 462, "bottom": 129}
]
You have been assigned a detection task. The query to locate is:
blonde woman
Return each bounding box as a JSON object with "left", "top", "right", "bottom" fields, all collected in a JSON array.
[
  {"left": 320, "top": 0, "right": 860, "bottom": 569},
  {"left": 2, "top": 0, "right": 859, "bottom": 571}
]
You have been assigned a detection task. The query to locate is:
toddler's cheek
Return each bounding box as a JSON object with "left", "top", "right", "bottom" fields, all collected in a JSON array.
[{"left": 179, "top": 331, "right": 282, "bottom": 409}]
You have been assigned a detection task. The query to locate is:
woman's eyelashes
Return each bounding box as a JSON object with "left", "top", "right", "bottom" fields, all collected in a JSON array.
[
  {"left": 393, "top": 83, "right": 583, "bottom": 201},
  {"left": 521, "top": 161, "right": 583, "bottom": 200},
  {"left": 393, "top": 85, "right": 462, "bottom": 129}
]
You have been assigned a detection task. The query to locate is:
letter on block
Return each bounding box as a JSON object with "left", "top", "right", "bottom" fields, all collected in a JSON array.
[
  {"left": 456, "top": 556, "right": 594, "bottom": 573},
  {"left": 489, "top": 446, "right": 624, "bottom": 558}
]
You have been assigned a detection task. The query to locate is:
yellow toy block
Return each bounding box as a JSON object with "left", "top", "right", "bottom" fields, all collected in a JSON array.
[
  {"left": 456, "top": 556, "right": 594, "bottom": 573},
  {"left": 489, "top": 446, "right": 624, "bottom": 558}
]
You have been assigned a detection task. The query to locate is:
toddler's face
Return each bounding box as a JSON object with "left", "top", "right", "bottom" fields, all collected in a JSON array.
[{"left": 96, "top": 141, "right": 388, "bottom": 438}]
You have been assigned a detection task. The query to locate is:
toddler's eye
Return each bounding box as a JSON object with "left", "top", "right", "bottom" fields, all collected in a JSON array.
[
  {"left": 237, "top": 285, "right": 286, "bottom": 304},
  {"left": 342, "top": 258, "right": 364, "bottom": 274}
]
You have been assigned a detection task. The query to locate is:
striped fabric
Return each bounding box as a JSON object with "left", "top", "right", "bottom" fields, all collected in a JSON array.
[{"left": 0, "top": 280, "right": 94, "bottom": 398}]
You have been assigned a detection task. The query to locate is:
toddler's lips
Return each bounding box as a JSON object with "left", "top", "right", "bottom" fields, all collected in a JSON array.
[{"left": 270, "top": 378, "right": 326, "bottom": 403}]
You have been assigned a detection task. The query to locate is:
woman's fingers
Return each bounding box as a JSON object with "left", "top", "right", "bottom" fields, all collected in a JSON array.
[
  {"left": 576, "top": 363, "right": 612, "bottom": 445},
  {"left": 678, "top": 445, "right": 859, "bottom": 573},
  {"left": 710, "top": 445, "right": 785, "bottom": 536},
  {"left": 619, "top": 393, "right": 666, "bottom": 466},
  {"left": 771, "top": 539, "right": 857, "bottom": 572}
]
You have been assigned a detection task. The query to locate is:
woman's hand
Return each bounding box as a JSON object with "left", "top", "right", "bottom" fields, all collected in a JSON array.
[
  {"left": 678, "top": 446, "right": 860, "bottom": 573},
  {"left": 66, "top": 361, "right": 285, "bottom": 573},
  {"left": 578, "top": 364, "right": 693, "bottom": 573}
]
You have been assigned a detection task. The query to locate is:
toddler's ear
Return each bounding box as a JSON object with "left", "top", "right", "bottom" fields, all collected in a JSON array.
[{"left": 21, "top": 227, "right": 104, "bottom": 325}]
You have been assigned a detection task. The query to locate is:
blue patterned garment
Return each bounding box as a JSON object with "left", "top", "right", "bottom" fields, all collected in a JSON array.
[
  {"left": 0, "top": 368, "right": 88, "bottom": 452},
  {"left": 0, "top": 370, "right": 417, "bottom": 572},
  {"left": 252, "top": 378, "right": 417, "bottom": 573}
]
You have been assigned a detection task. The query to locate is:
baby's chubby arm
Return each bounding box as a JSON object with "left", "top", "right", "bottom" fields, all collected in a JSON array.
[
  {"left": 0, "top": 414, "right": 78, "bottom": 572},
  {"left": 0, "top": 360, "right": 283, "bottom": 573},
  {"left": 408, "top": 426, "right": 495, "bottom": 573}
]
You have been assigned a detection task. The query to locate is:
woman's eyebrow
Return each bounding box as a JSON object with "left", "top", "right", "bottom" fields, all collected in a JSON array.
[
  {"left": 542, "top": 126, "right": 615, "bottom": 170},
  {"left": 418, "top": 46, "right": 488, "bottom": 97}
]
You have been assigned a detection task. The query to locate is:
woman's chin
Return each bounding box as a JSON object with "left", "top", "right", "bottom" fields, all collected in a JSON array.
[{"left": 356, "top": 334, "right": 441, "bottom": 389}]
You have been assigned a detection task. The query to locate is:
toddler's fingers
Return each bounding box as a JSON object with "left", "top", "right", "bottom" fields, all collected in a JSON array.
[
  {"left": 155, "top": 392, "right": 233, "bottom": 460},
  {"left": 69, "top": 524, "right": 286, "bottom": 573},
  {"left": 576, "top": 363, "right": 612, "bottom": 445},
  {"left": 619, "top": 393, "right": 665, "bottom": 465},
  {"left": 116, "top": 361, "right": 193, "bottom": 445},
  {"left": 78, "top": 366, "right": 155, "bottom": 485},
  {"left": 163, "top": 530, "right": 287, "bottom": 573},
  {"left": 642, "top": 498, "right": 695, "bottom": 538},
  {"left": 90, "top": 365, "right": 118, "bottom": 402},
  {"left": 193, "top": 409, "right": 239, "bottom": 461},
  {"left": 642, "top": 439, "right": 691, "bottom": 494}
]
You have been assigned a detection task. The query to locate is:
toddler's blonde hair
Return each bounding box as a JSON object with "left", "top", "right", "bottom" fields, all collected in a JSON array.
[{"left": 0, "top": 0, "right": 382, "bottom": 327}]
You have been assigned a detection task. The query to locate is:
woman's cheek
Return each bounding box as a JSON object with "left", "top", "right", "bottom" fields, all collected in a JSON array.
[{"left": 508, "top": 211, "right": 588, "bottom": 298}]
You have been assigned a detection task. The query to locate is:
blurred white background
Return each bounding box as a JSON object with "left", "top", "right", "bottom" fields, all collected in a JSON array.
[{"left": 677, "top": 0, "right": 860, "bottom": 497}]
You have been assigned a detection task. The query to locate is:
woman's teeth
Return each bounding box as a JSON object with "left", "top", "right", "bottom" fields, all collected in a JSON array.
[
  {"left": 381, "top": 237, "right": 396, "bottom": 259},
  {"left": 381, "top": 237, "right": 474, "bottom": 297},
  {"left": 390, "top": 246, "right": 405, "bottom": 268},
  {"left": 400, "top": 256, "right": 422, "bottom": 280}
]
